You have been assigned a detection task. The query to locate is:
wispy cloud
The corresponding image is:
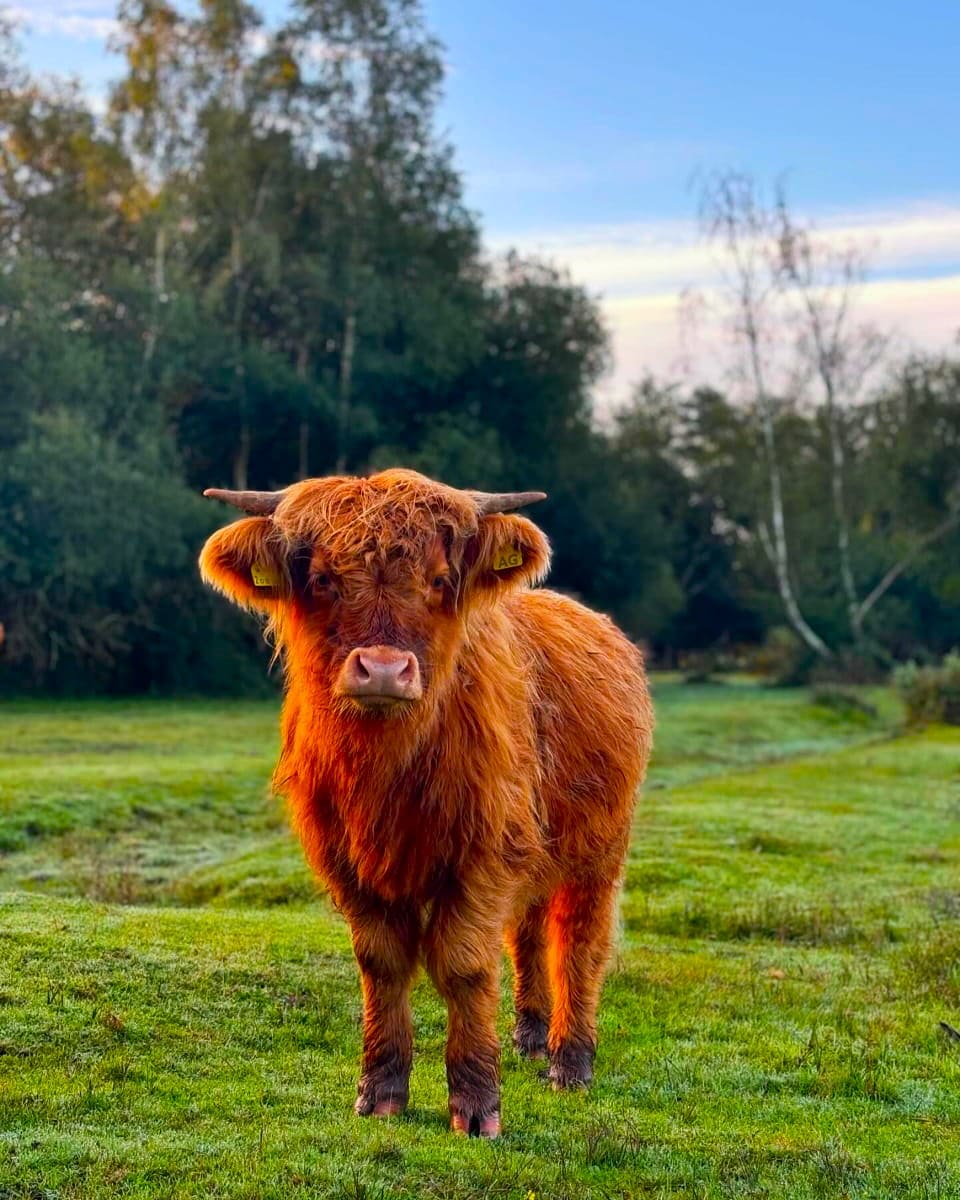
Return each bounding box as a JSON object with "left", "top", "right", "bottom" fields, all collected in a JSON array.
[
  {"left": 10, "top": 3, "right": 118, "bottom": 41},
  {"left": 489, "top": 205, "right": 960, "bottom": 296},
  {"left": 488, "top": 202, "right": 960, "bottom": 404},
  {"left": 591, "top": 272, "right": 960, "bottom": 407}
]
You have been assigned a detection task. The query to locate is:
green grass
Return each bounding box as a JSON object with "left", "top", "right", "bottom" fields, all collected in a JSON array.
[{"left": 3, "top": 680, "right": 960, "bottom": 1198}]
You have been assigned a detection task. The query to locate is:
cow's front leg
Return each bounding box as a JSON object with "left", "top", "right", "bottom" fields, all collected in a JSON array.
[
  {"left": 346, "top": 900, "right": 420, "bottom": 1118},
  {"left": 424, "top": 883, "right": 506, "bottom": 1138}
]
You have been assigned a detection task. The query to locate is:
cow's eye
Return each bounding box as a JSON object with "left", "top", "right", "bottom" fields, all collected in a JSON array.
[
  {"left": 431, "top": 575, "right": 446, "bottom": 589},
  {"left": 314, "top": 572, "right": 331, "bottom": 589}
]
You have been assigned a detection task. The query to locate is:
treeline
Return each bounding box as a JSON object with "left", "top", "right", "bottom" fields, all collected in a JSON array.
[{"left": 1, "top": 2, "right": 958, "bottom": 694}]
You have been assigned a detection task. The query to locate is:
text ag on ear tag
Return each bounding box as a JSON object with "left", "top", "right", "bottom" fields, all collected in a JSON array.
[
  {"left": 493, "top": 547, "right": 523, "bottom": 572},
  {"left": 251, "top": 562, "right": 280, "bottom": 588}
]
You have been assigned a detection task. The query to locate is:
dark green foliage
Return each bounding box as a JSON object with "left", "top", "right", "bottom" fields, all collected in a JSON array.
[
  {"left": 0, "top": 411, "right": 270, "bottom": 694},
  {"left": 0, "top": 4, "right": 707, "bottom": 694}
]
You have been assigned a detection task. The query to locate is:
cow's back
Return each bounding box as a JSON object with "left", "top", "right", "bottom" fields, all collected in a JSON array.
[{"left": 504, "top": 588, "right": 653, "bottom": 881}]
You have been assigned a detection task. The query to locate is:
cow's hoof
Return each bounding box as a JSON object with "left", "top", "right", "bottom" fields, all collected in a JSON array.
[
  {"left": 542, "top": 1041, "right": 594, "bottom": 1090},
  {"left": 355, "top": 1075, "right": 408, "bottom": 1118},
  {"left": 448, "top": 1054, "right": 500, "bottom": 1137},
  {"left": 513, "top": 1010, "right": 548, "bottom": 1060},
  {"left": 544, "top": 1063, "right": 590, "bottom": 1090},
  {"left": 450, "top": 1106, "right": 501, "bottom": 1139}
]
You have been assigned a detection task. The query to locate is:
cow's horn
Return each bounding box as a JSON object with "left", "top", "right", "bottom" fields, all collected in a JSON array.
[
  {"left": 202, "top": 488, "right": 285, "bottom": 515},
  {"left": 469, "top": 490, "right": 547, "bottom": 515}
]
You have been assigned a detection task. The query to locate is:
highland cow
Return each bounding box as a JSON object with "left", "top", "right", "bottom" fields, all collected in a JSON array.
[{"left": 200, "top": 469, "right": 653, "bottom": 1137}]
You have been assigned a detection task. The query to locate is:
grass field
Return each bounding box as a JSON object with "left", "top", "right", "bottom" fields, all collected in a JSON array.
[{"left": 2, "top": 681, "right": 960, "bottom": 1198}]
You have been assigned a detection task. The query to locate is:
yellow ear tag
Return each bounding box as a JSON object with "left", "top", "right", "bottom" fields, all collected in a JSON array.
[
  {"left": 492, "top": 547, "right": 523, "bottom": 572},
  {"left": 251, "top": 562, "right": 280, "bottom": 588}
]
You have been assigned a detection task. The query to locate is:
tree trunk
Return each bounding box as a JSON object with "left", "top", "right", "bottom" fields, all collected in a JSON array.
[
  {"left": 232, "top": 421, "right": 250, "bottom": 490},
  {"left": 230, "top": 221, "right": 250, "bottom": 492},
  {"left": 803, "top": 301, "right": 862, "bottom": 643},
  {"left": 746, "top": 321, "right": 832, "bottom": 659},
  {"left": 144, "top": 222, "right": 166, "bottom": 370},
  {"left": 134, "top": 222, "right": 166, "bottom": 404},
  {"left": 297, "top": 342, "right": 310, "bottom": 480},
  {"left": 825, "top": 393, "right": 861, "bottom": 641},
  {"left": 335, "top": 299, "right": 356, "bottom": 474}
]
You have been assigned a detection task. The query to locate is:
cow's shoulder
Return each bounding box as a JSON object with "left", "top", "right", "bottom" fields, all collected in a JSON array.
[{"left": 507, "top": 588, "right": 640, "bottom": 659}]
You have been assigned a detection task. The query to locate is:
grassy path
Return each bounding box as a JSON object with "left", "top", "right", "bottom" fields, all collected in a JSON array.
[{"left": 2, "top": 684, "right": 959, "bottom": 1197}]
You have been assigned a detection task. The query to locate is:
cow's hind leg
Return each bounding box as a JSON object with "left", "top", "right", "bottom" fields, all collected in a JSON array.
[
  {"left": 505, "top": 900, "right": 550, "bottom": 1059},
  {"left": 545, "top": 877, "right": 618, "bottom": 1089},
  {"left": 347, "top": 901, "right": 420, "bottom": 1118}
]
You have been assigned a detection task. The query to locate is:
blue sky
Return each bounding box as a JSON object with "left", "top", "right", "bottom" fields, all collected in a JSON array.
[
  {"left": 426, "top": 0, "right": 960, "bottom": 231},
  {"left": 11, "top": 0, "right": 960, "bottom": 400}
]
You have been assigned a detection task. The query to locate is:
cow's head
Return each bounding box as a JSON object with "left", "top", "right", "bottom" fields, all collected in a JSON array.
[{"left": 199, "top": 470, "right": 550, "bottom": 719}]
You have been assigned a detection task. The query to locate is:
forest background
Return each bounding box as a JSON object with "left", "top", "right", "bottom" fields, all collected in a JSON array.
[{"left": 2, "top": 0, "right": 958, "bottom": 694}]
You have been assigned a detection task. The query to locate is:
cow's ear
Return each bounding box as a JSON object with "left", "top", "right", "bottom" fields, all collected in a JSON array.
[
  {"left": 199, "top": 517, "right": 289, "bottom": 613},
  {"left": 463, "top": 513, "right": 551, "bottom": 598}
]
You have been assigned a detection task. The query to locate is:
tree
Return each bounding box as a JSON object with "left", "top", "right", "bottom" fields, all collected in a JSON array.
[
  {"left": 691, "top": 172, "right": 958, "bottom": 661},
  {"left": 613, "top": 380, "right": 763, "bottom": 652},
  {"left": 773, "top": 191, "right": 888, "bottom": 643},
  {"left": 696, "top": 172, "right": 832, "bottom": 658},
  {"left": 283, "top": 0, "right": 479, "bottom": 470},
  {"left": 853, "top": 355, "right": 960, "bottom": 649}
]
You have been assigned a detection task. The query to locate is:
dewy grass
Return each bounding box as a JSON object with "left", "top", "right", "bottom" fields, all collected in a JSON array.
[{"left": 2, "top": 682, "right": 960, "bottom": 1198}]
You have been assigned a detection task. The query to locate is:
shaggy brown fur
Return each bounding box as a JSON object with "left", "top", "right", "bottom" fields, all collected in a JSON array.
[{"left": 200, "top": 469, "right": 653, "bottom": 1137}]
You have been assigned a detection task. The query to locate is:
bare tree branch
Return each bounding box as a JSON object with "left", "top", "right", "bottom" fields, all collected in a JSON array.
[{"left": 856, "top": 508, "right": 960, "bottom": 627}]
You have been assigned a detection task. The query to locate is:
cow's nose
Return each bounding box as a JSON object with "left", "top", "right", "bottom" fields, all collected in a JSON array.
[{"left": 339, "top": 646, "right": 422, "bottom": 703}]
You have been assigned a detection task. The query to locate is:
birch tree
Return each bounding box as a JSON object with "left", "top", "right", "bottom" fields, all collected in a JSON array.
[
  {"left": 774, "top": 193, "right": 960, "bottom": 644},
  {"left": 773, "top": 195, "right": 887, "bottom": 643},
  {"left": 698, "top": 172, "right": 833, "bottom": 658},
  {"left": 697, "top": 172, "right": 959, "bottom": 654}
]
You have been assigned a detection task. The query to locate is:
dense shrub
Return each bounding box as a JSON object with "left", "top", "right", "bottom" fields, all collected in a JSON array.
[
  {"left": 0, "top": 411, "right": 273, "bottom": 695},
  {"left": 894, "top": 653, "right": 960, "bottom": 725}
]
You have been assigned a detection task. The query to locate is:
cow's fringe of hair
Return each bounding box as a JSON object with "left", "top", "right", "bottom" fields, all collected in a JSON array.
[{"left": 275, "top": 469, "right": 480, "bottom": 565}]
